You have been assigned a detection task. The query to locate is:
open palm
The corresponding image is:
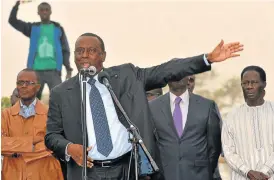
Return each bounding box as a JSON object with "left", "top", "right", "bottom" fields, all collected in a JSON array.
[{"left": 208, "top": 40, "right": 244, "bottom": 63}]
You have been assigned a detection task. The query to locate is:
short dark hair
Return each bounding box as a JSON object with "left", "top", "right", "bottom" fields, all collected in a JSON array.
[
  {"left": 17, "top": 68, "right": 40, "bottom": 84},
  {"left": 241, "top": 66, "right": 266, "bottom": 82},
  {"left": 78, "top": 33, "right": 105, "bottom": 52},
  {"left": 38, "top": 2, "right": 51, "bottom": 9}
]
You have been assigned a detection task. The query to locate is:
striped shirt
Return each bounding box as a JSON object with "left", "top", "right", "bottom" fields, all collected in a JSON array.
[{"left": 222, "top": 101, "right": 274, "bottom": 180}]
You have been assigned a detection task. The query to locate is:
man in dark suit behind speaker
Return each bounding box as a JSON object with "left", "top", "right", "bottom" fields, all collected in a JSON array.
[
  {"left": 45, "top": 32, "right": 243, "bottom": 180},
  {"left": 149, "top": 75, "right": 222, "bottom": 180}
]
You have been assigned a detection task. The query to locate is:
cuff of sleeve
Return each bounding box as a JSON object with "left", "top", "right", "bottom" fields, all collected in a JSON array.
[
  {"left": 239, "top": 164, "right": 251, "bottom": 178},
  {"left": 65, "top": 143, "right": 72, "bottom": 162},
  {"left": 203, "top": 54, "right": 211, "bottom": 66},
  {"left": 260, "top": 165, "right": 273, "bottom": 177}
]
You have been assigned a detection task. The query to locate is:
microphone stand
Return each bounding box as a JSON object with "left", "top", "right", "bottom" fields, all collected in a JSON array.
[
  {"left": 102, "top": 79, "right": 159, "bottom": 180},
  {"left": 80, "top": 72, "right": 89, "bottom": 180}
]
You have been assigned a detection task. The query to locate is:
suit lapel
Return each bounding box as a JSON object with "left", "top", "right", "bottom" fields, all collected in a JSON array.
[
  {"left": 181, "top": 93, "right": 199, "bottom": 139},
  {"left": 160, "top": 93, "right": 179, "bottom": 139},
  {"left": 103, "top": 68, "right": 132, "bottom": 129},
  {"left": 66, "top": 75, "right": 82, "bottom": 128},
  {"left": 104, "top": 68, "right": 120, "bottom": 98}
]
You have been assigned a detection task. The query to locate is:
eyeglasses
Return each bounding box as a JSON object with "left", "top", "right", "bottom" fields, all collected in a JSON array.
[
  {"left": 241, "top": 80, "right": 259, "bottom": 87},
  {"left": 74, "top": 47, "right": 102, "bottom": 56},
  {"left": 16, "top": 80, "right": 38, "bottom": 86}
]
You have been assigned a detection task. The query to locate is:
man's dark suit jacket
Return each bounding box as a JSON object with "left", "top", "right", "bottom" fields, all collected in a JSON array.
[
  {"left": 149, "top": 92, "right": 221, "bottom": 180},
  {"left": 45, "top": 55, "right": 211, "bottom": 180}
]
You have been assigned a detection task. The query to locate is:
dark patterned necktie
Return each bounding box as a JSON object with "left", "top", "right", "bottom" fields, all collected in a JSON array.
[{"left": 88, "top": 78, "right": 113, "bottom": 157}]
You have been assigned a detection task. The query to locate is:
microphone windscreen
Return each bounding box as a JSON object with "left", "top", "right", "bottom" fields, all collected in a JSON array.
[{"left": 98, "top": 71, "right": 110, "bottom": 84}]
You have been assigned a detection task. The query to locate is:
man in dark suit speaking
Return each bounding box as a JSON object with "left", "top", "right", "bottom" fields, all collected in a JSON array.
[{"left": 45, "top": 32, "right": 243, "bottom": 180}]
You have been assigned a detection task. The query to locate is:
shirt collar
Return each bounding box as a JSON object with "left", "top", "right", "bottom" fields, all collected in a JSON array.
[
  {"left": 10, "top": 99, "right": 47, "bottom": 115},
  {"left": 20, "top": 98, "right": 37, "bottom": 108},
  {"left": 19, "top": 98, "right": 37, "bottom": 119},
  {"left": 170, "top": 89, "right": 190, "bottom": 105}
]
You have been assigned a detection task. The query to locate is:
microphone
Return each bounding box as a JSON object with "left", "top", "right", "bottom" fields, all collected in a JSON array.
[
  {"left": 79, "top": 66, "right": 96, "bottom": 180},
  {"left": 98, "top": 71, "right": 111, "bottom": 88},
  {"left": 80, "top": 66, "right": 97, "bottom": 76}
]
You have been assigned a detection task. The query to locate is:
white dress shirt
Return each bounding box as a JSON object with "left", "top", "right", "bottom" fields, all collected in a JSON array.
[
  {"left": 66, "top": 74, "right": 132, "bottom": 161},
  {"left": 169, "top": 90, "right": 190, "bottom": 131},
  {"left": 83, "top": 74, "right": 132, "bottom": 160}
]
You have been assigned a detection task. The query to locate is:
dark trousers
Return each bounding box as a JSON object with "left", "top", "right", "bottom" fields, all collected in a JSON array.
[
  {"left": 86, "top": 156, "right": 135, "bottom": 180},
  {"left": 85, "top": 158, "right": 161, "bottom": 180},
  {"left": 59, "top": 160, "right": 67, "bottom": 180},
  {"left": 36, "top": 70, "right": 62, "bottom": 100}
]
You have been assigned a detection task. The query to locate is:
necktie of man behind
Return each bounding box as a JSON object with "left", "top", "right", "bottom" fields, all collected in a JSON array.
[{"left": 173, "top": 97, "right": 183, "bottom": 136}]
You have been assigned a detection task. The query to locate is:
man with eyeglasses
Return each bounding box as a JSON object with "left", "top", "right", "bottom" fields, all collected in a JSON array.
[
  {"left": 222, "top": 66, "right": 274, "bottom": 180},
  {"left": 44, "top": 32, "right": 243, "bottom": 180},
  {"left": 9, "top": 1, "right": 73, "bottom": 100},
  {"left": 1, "top": 68, "right": 64, "bottom": 180}
]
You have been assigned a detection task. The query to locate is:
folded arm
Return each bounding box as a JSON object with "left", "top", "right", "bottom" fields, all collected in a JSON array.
[
  {"left": 1, "top": 136, "right": 33, "bottom": 155},
  {"left": 1, "top": 109, "right": 33, "bottom": 155},
  {"left": 2, "top": 130, "right": 49, "bottom": 155}
]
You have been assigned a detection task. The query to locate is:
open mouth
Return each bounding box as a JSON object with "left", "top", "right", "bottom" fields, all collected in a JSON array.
[{"left": 80, "top": 62, "right": 90, "bottom": 68}]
